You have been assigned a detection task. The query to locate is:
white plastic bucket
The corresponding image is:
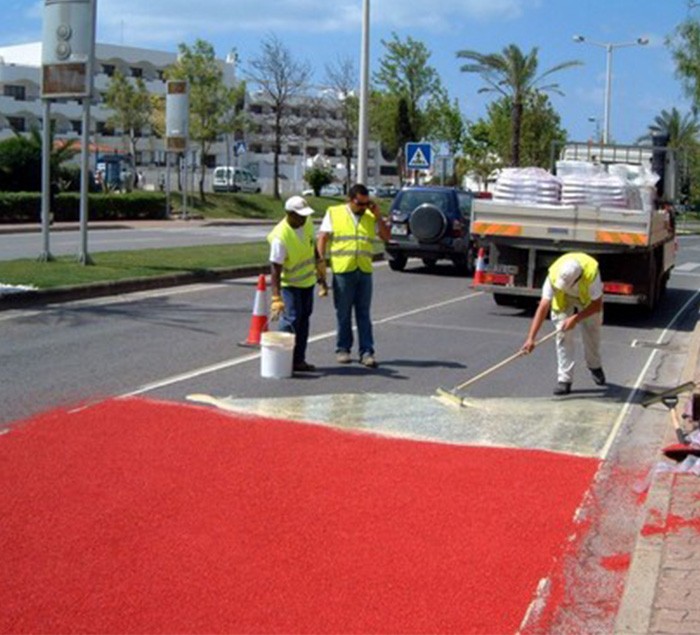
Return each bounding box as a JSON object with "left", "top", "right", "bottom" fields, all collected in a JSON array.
[{"left": 260, "top": 331, "right": 295, "bottom": 379}]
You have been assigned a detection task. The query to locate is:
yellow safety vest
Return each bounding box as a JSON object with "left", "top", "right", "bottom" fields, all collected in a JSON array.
[
  {"left": 267, "top": 218, "right": 316, "bottom": 288},
  {"left": 328, "top": 204, "right": 376, "bottom": 274},
  {"left": 548, "top": 252, "right": 600, "bottom": 312}
]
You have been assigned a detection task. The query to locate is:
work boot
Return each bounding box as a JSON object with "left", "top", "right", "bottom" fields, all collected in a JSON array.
[
  {"left": 590, "top": 367, "right": 606, "bottom": 386},
  {"left": 336, "top": 351, "right": 352, "bottom": 364},
  {"left": 293, "top": 361, "right": 316, "bottom": 372},
  {"left": 360, "top": 353, "right": 378, "bottom": 368},
  {"left": 553, "top": 382, "right": 572, "bottom": 396}
]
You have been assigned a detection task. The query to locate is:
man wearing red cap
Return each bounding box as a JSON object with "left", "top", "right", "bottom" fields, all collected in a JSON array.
[{"left": 521, "top": 252, "right": 606, "bottom": 395}]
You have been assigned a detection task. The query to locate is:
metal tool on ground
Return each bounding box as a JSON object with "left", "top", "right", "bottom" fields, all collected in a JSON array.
[
  {"left": 434, "top": 329, "right": 558, "bottom": 409},
  {"left": 660, "top": 395, "right": 688, "bottom": 444},
  {"left": 640, "top": 381, "right": 696, "bottom": 408}
]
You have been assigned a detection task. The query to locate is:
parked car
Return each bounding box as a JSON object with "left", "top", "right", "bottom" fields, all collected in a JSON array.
[
  {"left": 212, "top": 166, "right": 261, "bottom": 193},
  {"left": 301, "top": 184, "right": 344, "bottom": 197},
  {"left": 385, "top": 186, "right": 476, "bottom": 273}
]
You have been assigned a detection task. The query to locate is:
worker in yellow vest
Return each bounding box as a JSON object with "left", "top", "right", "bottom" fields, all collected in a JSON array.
[
  {"left": 268, "top": 195, "right": 326, "bottom": 373},
  {"left": 521, "top": 252, "right": 606, "bottom": 395},
  {"left": 317, "top": 184, "right": 390, "bottom": 368}
]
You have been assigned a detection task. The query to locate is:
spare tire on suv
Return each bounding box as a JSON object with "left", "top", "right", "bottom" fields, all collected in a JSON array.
[
  {"left": 385, "top": 186, "right": 476, "bottom": 274},
  {"left": 408, "top": 204, "right": 448, "bottom": 243}
]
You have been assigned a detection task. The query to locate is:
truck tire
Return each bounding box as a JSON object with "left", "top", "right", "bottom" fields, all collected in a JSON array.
[
  {"left": 409, "top": 204, "right": 447, "bottom": 244},
  {"left": 493, "top": 293, "right": 521, "bottom": 307}
]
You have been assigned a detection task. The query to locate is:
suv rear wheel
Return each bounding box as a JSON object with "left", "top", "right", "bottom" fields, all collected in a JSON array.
[{"left": 388, "top": 254, "right": 407, "bottom": 271}]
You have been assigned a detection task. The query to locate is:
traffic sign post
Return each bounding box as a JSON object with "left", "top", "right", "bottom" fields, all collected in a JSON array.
[{"left": 405, "top": 142, "right": 433, "bottom": 171}]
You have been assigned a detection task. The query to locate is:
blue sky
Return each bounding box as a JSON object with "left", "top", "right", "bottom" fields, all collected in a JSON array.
[{"left": 2, "top": 0, "right": 696, "bottom": 144}]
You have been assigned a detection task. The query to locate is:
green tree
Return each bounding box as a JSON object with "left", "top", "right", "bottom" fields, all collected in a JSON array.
[
  {"left": 457, "top": 120, "right": 502, "bottom": 191},
  {"left": 456, "top": 44, "right": 580, "bottom": 166},
  {"left": 666, "top": 17, "right": 700, "bottom": 113},
  {"left": 304, "top": 166, "right": 334, "bottom": 195},
  {"left": 636, "top": 107, "right": 700, "bottom": 147},
  {"left": 0, "top": 128, "right": 77, "bottom": 192},
  {"left": 246, "top": 34, "right": 311, "bottom": 199},
  {"left": 374, "top": 33, "right": 445, "bottom": 178},
  {"left": 486, "top": 92, "right": 567, "bottom": 167},
  {"left": 103, "top": 70, "right": 152, "bottom": 163},
  {"left": 168, "top": 39, "right": 237, "bottom": 201}
]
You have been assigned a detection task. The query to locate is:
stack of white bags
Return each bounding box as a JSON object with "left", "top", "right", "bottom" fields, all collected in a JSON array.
[{"left": 492, "top": 161, "right": 660, "bottom": 212}]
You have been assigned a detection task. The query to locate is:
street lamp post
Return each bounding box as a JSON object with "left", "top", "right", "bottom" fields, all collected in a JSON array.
[
  {"left": 357, "top": 0, "right": 370, "bottom": 185},
  {"left": 573, "top": 35, "right": 649, "bottom": 144}
]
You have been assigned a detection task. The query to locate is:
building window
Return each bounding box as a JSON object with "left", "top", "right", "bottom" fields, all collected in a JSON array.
[
  {"left": 250, "top": 104, "right": 263, "bottom": 114},
  {"left": 71, "top": 120, "right": 82, "bottom": 134},
  {"left": 3, "top": 85, "right": 26, "bottom": 101},
  {"left": 288, "top": 146, "right": 301, "bottom": 155},
  {"left": 250, "top": 143, "right": 263, "bottom": 153},
  {"left": 7, "top": 116, "right": 25, "bottom": 132},
  {"left": 368, "top": 149, "right": 376, "bottom": 159},
  {"left": 130, "top": 67, "right": 143, "bottom": 78},
  {"left": 156, "top": 70, "right": 165, "bottom": 81},
  {"left": 380, "top": 165, "right": 398, "bottom": 176},
  {"left": 102, "top": 64, "right": 115, "bottom": 77},
  {"left": 324, "top": 148, "right": 337, "bottom": 157},
  {"left": 306, "top": 146, "right": 318, "bottom": 156}
]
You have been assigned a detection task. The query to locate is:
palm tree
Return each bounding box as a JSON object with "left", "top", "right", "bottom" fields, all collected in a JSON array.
[
  {"left": 456, "top": 44, "right": 581, "bottom": 166},
  {"left": 636, "top": 107, "right": 700, "bottom": 148}
]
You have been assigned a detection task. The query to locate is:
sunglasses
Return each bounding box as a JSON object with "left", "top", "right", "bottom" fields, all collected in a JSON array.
[{"left": 353, "top": 199, "right": 371, "bottom": 207}]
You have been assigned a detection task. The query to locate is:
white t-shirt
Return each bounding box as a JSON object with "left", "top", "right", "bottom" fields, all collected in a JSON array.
[
  {"left": 542, "top": 272, "right": 603, "bottom": 302},
  {"left": 269, "top": 225, "right": 307, "bottom": 265},
  {"left": 319, "top": 205, "right": 363, "bottom": 233}
]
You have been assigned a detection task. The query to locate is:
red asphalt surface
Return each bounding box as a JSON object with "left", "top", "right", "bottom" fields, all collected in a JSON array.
[{"left": 0, "top": 397, "right": 599, "bottom": 634}]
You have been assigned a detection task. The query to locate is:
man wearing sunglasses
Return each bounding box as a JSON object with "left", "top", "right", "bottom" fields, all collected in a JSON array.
[{"left": 317, "top": 184, "right": 391, "bottom": 368}]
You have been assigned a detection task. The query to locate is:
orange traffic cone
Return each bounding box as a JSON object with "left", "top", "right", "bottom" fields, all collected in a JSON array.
[
  {"left": 472, "top": 248, "right": 486, "bottom": 287},
  {"left": 239, "top": 274, "right": 269, "bottom": 347}
]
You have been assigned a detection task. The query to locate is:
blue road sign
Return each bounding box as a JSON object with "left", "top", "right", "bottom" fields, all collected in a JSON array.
[
  {"left": 234, "top": 141, "right": 247, "bottom": 156},
  {"left": 405, "top": 142, "right": 433, "bottom": 170}
]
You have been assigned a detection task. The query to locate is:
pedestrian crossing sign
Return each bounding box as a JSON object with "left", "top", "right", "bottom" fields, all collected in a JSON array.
[{"left": 406, "top": 142, "right": 433, "bottom": 170}]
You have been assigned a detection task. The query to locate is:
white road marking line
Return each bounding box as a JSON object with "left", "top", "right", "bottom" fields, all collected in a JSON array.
[
  {"left": 599, "top": 288, "right": 700, "bottom": 460},
  {"left": 121, "top": 291, "right": 484, "bottom": 397},
  {"left": 674, "top": 262, "right": 700, "bottom": 272}
]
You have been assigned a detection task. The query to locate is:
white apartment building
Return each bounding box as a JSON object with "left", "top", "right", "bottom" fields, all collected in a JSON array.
[{"left": 0, "top": 42, "right": 398, "bottom": 193}]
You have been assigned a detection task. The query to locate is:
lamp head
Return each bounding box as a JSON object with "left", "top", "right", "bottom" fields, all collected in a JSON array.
[
  {"left": 573, "top": 35, "right": 585, "bottom": 43},
  {"left": 637, "top": 37, "right": 649, "bottom": 45}
]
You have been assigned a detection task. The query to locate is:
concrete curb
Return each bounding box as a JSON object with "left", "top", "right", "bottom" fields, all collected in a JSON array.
[{"left": 613, "top": 307, "right": 700, "bottom": 634}]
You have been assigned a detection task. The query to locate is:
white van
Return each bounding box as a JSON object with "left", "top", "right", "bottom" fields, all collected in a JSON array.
[{"left": 212, "top": 166, "right": 261, "bottom": 193}]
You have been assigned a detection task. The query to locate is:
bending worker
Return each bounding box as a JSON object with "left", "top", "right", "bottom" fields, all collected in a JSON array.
[
  {"left": 521, "top": 252, "right": 606, "bottom": 395},
  {"left": 268, "top": 195, "right": 326, "bottom": 373},
  {"left": 317, "top": 183, "right": 390, "bottom": 368}
]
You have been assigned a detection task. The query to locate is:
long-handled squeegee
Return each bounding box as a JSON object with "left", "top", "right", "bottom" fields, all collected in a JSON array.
[{"left": 434, "top": 329, "right": 559, "bottom": 409}]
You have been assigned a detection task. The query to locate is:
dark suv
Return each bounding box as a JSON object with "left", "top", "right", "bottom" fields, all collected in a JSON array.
[{"left": 385, "top": 186, "right": 476, "bottom": 273}]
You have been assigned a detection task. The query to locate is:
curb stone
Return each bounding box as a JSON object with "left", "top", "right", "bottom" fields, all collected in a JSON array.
[{"left": 614, "top": 308, "right": 700, "bottom": 634}]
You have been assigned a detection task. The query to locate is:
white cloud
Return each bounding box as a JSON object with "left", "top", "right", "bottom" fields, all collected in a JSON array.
[{"left": 95, "top": 0, "right": 529, "bottom": 48}]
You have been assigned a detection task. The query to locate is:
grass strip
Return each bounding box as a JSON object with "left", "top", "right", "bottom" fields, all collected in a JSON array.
[{"left": 0, "top": 242, "right": 269, "bottom": 289}]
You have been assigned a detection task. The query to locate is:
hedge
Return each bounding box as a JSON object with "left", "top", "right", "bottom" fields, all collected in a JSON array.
[{"left": 0, "top": 192, "right": 167, "bottom": 223}]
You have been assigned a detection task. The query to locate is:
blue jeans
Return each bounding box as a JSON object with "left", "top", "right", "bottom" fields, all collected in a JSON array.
[
  {"left": 332, "top": 270, "right": 374, "bottom": 356},
  {"left": 279, "top": 285, "right": 314, "bottom": 366}
]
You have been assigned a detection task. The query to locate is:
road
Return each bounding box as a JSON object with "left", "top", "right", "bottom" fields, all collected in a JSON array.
[
  {"left": 0, "top": 224, "right": 272, "bottom": 261},
  {"left": 2, "top": 237, "right": 700, "bottom": 631}
]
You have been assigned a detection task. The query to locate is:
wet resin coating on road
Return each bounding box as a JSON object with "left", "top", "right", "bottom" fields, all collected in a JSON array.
[{"left": 186, "top": 392, "right": 621, "bottom": 458}]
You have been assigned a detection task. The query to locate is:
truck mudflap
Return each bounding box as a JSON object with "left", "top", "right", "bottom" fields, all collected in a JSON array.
[{"left": 474, "top": 283, "right": 647, "bottom": 305}]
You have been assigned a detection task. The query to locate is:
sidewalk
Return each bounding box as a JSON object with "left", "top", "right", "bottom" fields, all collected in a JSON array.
[{"left": 615, "top": 314, "right": 700, "bottom": 634}]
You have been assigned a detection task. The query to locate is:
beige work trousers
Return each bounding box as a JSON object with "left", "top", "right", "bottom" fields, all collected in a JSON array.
[{"left": 551, "top": 304, "right": 603, "bottom": 384}]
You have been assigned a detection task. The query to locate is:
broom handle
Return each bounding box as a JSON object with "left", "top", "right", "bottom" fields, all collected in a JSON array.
[{"left": 453, "top": 329, "right": 559, "bottom": 392}]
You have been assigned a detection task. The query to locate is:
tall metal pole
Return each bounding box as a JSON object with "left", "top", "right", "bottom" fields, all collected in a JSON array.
[
  {"left": 357, "top": 0, "right": 370, "bottom": 186},
  {"left": 603, "top": 44, "right": 612, "bottom": 145},
  {"left": 77, "top": 97, "right": 93, "bottom": 264},
  {"left": 39, "top": 99, "right": 53, "bottom": 261}
]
